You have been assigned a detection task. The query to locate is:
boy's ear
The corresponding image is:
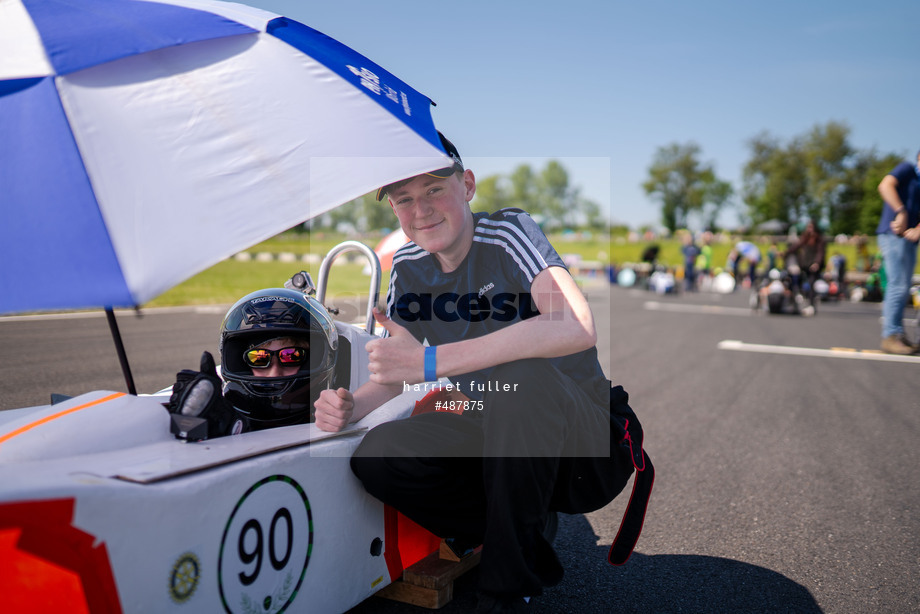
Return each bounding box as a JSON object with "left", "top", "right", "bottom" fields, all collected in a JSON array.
[{"left": 463, "top": 169, "right": 476, "bottom": 201}]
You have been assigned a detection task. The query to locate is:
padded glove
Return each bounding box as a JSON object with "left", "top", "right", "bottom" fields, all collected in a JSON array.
[{"left": 166, "top": 351, "right": 248, "bottom": 440}]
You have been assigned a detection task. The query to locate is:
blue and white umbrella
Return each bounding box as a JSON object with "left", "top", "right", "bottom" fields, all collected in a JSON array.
[{"left": 1, "top": 0, "right": 451, "bottom": 314}]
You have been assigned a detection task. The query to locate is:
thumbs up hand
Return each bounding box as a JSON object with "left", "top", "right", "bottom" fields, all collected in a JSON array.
[
  {"left": 314, "top": 387, "right": 354, "bottom": 432},
  {"left": 365, "top": 309, "right": 425, "bottom": 385}
]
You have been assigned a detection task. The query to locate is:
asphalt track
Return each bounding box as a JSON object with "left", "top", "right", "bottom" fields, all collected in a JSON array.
[{"left": 2, "top": 284, "right": 918, "bottom": 613}]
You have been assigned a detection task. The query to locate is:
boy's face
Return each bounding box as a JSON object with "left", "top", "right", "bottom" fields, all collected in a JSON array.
[
  {"left": 387, "top": 169, "right": 476, "bottom": 259},
  {"left": 249, "top": 337, "right": 308, "bottom": 378}
]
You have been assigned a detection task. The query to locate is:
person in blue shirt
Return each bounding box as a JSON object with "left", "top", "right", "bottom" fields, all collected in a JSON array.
[
  {"left": 313, "top": 134, "right": 647, "bottom": 612},
  {"left": 876, "top": 151, "right": 920, "bottom": 354},
  {"left": 680, "top": 233, "right": 700, "bottom": 291}
]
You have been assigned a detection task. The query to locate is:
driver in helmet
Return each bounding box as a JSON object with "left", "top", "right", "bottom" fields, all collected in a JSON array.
[{"left": 165, "top": 288, "right": 338, "bottom": 439}]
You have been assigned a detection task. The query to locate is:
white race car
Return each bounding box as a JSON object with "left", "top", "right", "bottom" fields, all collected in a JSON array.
[{"left": 0, "top": 242, "right": 443, "bottom": 614}]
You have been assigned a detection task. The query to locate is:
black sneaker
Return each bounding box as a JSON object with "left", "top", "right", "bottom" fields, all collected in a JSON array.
[{"left": 534, "top": 534, "right": 563, "bottom": 587}]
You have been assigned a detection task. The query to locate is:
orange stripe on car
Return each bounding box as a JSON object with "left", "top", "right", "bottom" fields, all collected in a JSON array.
[{"left": 0, "top": 393, "right": 125, "bottom": 447}]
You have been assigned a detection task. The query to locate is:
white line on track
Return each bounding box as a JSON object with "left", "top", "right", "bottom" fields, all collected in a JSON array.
[
  {"left": 645, "top": 301, "right": 753, "bottom": 316},
  {"left": 718, "top": 340, "right": 920, "bottom": 364}
]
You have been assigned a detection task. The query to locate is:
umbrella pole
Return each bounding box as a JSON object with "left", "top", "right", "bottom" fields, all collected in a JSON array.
[{"left": 105, "top": 308, "right": 137, "bottom": 395}]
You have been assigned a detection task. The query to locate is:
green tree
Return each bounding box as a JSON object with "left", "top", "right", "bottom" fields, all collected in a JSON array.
[
  {"left": 742, "top": 132, "right": 809, "bottom": 227},
  {"left": 850, "top": 150, "right": 904, "bottom": 235},
  {"left": 535, "top": 161, "right": 603, "bottom": 229},
  {"left": 509, "top": 164, "right": 540, "bottom": 214},
  {"left": 471, "top": 162, "right": 604, "bottom": 229},
  {"left": 326, "top": 161, "right": 606, "bottom": 231},
  {"left": 643, "top": 142, "right": 728, "bottom": 232},
  {"left": 700, "top": 169, "right": 733, "bottom": 231},
  {"left": 579, "top": 197, "right": 604, "bottom": 230},
  {"left": 742, "top": 121, "right": 905, "bottom": 235},
  {"left": 326, "top": 192, "right": 393, "bottom": 232},
  {"left": 471, "top": 174, "right": 510, "bottom": 214},
  {"left": 537, "top": 160, "right": 570, "bottom": 225},
  {"left": 802, "top": 121, "right": 853, "bottom": 228}
]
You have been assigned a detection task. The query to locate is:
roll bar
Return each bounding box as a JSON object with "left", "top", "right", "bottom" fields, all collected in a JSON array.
[{"left": 315, "top": 241, "right": 382, "bottom": 335}]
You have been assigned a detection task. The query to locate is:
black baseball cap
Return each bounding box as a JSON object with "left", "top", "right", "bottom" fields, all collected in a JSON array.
[{"left": 375, "top": 132, "right": 464, "bottom": 201}]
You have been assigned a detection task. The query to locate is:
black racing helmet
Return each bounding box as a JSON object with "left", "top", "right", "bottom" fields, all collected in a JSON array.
[{"left": 220, "top": 288, "right": 337, "bottom": 428}]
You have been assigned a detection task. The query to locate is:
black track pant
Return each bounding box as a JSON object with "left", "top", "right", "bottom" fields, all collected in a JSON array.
[{"left": 351, "top": 358, "right": 635, "bottom": 599}]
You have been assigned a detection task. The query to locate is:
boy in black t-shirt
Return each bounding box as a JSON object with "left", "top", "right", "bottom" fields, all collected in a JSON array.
[{"left": 314, "top": 134, "right": 646, "bottom": 612}]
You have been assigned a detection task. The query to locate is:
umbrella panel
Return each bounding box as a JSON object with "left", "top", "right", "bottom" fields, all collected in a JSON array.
[
  {"left": 1, "top": 77, "right": 132, "bottom": 313},
  {"left": 3, "top": 29, "right": 448, "bottom": 313},
  {"left": 2, "top": 0, "right": 456, "bottom": 315},
  {"left": 21, "top": 0, "right": 256, "bottom": 76}
]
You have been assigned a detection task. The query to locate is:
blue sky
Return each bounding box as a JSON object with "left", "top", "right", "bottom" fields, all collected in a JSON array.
[{"left": 248, "top": 0, "right": 918, "bottom": 230}]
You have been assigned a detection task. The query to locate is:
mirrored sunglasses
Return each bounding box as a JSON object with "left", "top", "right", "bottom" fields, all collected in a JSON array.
[{"left": 243, "top": 346, "right": 307, "bottom": 369}]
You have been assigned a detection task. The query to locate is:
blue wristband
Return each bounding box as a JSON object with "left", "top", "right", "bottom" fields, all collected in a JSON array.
[{"left": 424, "top": 346, "right": 437, "bottom": 381}]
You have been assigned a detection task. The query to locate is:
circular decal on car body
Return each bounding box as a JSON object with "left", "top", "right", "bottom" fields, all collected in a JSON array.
[
  {"left": 169, "top": 552, "right": 200, "bottom": 603},
  {"left": 218, "top": 475, "right": 313, "bottom": 614}
]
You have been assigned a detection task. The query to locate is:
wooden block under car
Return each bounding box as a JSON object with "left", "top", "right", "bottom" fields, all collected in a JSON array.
[{"left": 375, "top": 542, "right": 482, "bottom": 609}]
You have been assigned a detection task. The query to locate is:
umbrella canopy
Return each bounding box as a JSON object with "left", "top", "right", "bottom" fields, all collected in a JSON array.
[{"left": 1, "top": 0, "right": 452, "bottom": 314}]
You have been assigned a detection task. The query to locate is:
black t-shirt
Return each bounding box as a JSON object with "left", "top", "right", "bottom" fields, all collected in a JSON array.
[{"left": 383, "top": 208, "right": 607, "bottom": 400}]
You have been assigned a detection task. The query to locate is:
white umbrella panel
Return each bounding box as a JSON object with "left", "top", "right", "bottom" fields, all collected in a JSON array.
[{"left": 1, "top": 0, "right": 452, "bottom": 314}]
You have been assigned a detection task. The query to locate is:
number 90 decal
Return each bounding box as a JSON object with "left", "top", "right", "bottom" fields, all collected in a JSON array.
[{"left": 218, "top": 475, "right": 313, "bottom": 614}]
